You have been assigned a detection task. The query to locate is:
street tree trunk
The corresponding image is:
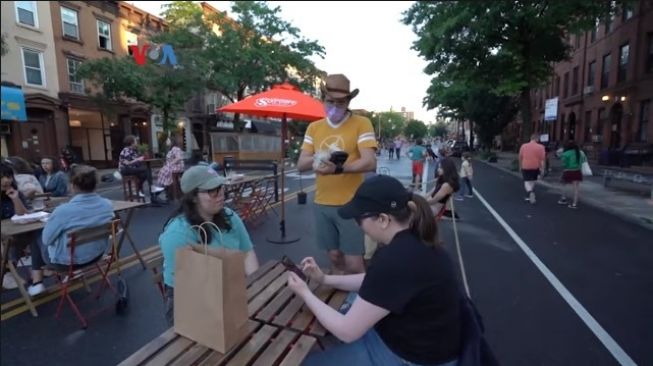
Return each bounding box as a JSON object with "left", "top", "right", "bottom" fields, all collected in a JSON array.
[
  {"left": 520, "top": 87, "right": 532, "bottom": 143},
  {"left": 469, "top": 120, "right": 475, "bottom": 151}
]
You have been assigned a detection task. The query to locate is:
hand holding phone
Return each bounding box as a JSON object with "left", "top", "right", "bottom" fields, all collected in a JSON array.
[{"left": 281, "top": 256, "right": 307, "bottom": 281}]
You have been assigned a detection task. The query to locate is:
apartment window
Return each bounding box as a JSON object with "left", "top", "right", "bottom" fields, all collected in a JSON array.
[
  {"left": 638, "top": 100, "right": 650, "bottom": 142},
  {"left": 555, "top": 76, "right": 560, "bottom": 96},
  {"left": 563, "top": 72, "right": 569, "bottom": 98},
  {"left": 572, "top": 66, "right": 579, "bottom": 95},
  {"left": 97, "top": 20, "right": 112, "bottom": 50},
  {"left": 587, "top": 61, "right": 596, "bottom": 87},
  {"left": 61, "top": 7, "right": 79, "bottom": 39},
  {"left": 590, "top": 18, "right": 599, "bottom": 42},
  {"left": 601, "top": 53, "right": 611, "bottom": 89},
  {"left": 647, "top": 33, "right": 653, "bottom": 74},
  {"left": 67, "top": 59, "right": 84, "bottom": 94},
  {"left": 618, "top": 43, "right": 629, "bottom": 83},
  {"left": 15, "top": 1, "right": 38, "bottom": 27},
  {"left": 21, "top": 48, "right": 44, "bottom": 86},
  {"left": 622, "top": 3, "right": 633, "bottom": 21},
  {"left": 597, "top": 107, "right": 606, "bottom": 139},
  {"left": 605, "top": 15, "right": 614, "bottom": 35},
  {"left": 584, "top": 111, "right": 592, "bottom": 142}
]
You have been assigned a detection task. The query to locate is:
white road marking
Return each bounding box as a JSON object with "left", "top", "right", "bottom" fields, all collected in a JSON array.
[{"left": 473, "top": 188, "right": 637, "bottom": 366}]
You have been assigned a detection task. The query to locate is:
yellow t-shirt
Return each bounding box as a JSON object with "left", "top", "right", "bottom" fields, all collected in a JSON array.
[{"left": 301, "top": 114, "right": 378, "bottom": 206}]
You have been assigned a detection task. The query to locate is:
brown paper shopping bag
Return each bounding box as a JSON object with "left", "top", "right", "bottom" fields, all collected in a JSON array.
[{"left": 173, "top": 222, "right": 249, "bottom": 353}]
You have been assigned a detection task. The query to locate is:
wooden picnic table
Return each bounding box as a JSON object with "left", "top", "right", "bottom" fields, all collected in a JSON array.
[
  {"left": 121, "top": 261, "right": 347, "bottom": 366},
  {"left": 0, "top": 199, "right": 147, "bottom": 317}
]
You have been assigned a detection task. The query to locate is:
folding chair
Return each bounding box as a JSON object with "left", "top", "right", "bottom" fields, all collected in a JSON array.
[
  {"left": 145, "top": 254, "right": 165, "bottom": 300},
  {"left": 48, "top": 219, "right": 121, "bottom": 329}
]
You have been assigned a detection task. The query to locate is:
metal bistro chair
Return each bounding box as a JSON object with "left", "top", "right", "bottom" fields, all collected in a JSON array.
[{"left": 47, "top": 219, "right": 121, "bottom": 328}]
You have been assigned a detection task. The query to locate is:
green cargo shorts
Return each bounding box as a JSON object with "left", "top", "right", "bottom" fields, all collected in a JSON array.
[{"left": 313, "top": 203, "right": 365, "bottom": 256}]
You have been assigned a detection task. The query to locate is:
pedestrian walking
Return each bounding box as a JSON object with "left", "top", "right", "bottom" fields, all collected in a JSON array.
[
  {"left": 557, "top": 140, "right": 584, "bottom": 209},
  {"left": 385, "top": 139, "right": 395, "bottom": 159},
  {"left": 459, "top": 152, "right": 474, "bottom": 198},
  {"left": 394, "top": 137, "right": 403, "bottom": 160},
  {"left": 408, "top": 139, "right": 427, "bottom": 191},
  {"left": 287, "top": 175, "right": 462, "bottom": 366},
  {"left": 297, "top": 73, "right": 377, "bottom": 275},
  {"left": 518, "top": 133, "right": 546, "bottom": 204}
]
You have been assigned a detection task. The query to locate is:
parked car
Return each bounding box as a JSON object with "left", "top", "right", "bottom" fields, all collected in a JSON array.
[{"left": 450, "top": 140, "right": 470, "bottom": 157}]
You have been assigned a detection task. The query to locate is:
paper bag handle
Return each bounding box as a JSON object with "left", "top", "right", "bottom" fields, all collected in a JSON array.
[{"left": 190, "top": 221, "right": 224, "bottom": 255}]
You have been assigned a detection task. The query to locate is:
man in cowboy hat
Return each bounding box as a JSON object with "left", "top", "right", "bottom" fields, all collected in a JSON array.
[{"left": 298, "top": 74, "right": 377, "bottom": 274}]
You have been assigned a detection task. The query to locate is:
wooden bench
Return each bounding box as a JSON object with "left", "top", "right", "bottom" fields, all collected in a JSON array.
[
  {"left": 144, "top": 260, "right": 347, "bottom": 339},
  {"left": 118, "top": 320, "right": 317, "bottom": 366}
]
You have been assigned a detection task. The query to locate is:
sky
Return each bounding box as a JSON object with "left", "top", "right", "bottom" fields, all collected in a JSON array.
[{"left": 128, "top": 1, "right": 435, "bottom": 123}]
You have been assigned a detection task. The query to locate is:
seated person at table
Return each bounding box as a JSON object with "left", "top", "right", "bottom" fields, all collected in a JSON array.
[
  {"left": 38, "top": 157, "right": 69, "bottom": 197},
  {"left": 118, "top": 135, "right": 164, "bottom": 199},
  {"left": 6, "top": 156, "right": 44, "bottom": 200},
  {"left": 287, "top": 175, "right": 462, "bottom": 366},
  {"left": 159, "top": 166, "right": 260, "bottom": 325},
  {"left": 28, "top": 165, "right": 114, "bottom": 296},
  {"left": 1, "top": 162, "right": 30, "bottom": 290}
]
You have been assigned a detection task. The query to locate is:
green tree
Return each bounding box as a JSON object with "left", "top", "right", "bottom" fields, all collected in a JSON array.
[
  {"left": 404, "top": 119, "right": 428, "bottom": 140},
  {"left": 370, "top": 112, "right": 406, "bottom": 139},
  {"left": 194, "top": 1, "right": 325, "bottom": 102},
  {"left": 404, "top": 1, "right": 614, "bottom": 142},
  {"left": 429, "top": 122, "right": 448, "bottom": 138}
]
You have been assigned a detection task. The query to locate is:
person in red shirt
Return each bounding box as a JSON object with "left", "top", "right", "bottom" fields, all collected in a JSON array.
[{"left": 518, "top": 134, "right": 546, "bottom": 204}]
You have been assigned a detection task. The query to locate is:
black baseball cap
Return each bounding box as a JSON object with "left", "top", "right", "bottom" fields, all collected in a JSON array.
[{"left": 338, "top": 175, "right": 412, "bottom": 219}]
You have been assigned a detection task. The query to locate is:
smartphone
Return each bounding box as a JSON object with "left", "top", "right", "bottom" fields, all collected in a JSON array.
[
  {"left": 281, "top": 256, "right": 307, "bottom": 281},
  {"left": 329, "top": 151, "right": 349, "bottom": 165}
]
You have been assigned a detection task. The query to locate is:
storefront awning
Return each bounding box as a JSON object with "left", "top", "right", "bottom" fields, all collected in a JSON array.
[{"left": 1, "top": 86, "right": 27, "bottom": 121}]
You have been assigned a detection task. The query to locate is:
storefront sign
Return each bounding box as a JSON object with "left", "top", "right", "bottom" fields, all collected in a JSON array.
[{"left": 1, "top": 86, "right": 27, "bottom": 121}]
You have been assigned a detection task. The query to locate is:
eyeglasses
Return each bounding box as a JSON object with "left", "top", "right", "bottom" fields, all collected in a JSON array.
[
  {"left": 198, "top": 185, "right": 223, "bottom": 197},
  {"left": 354, "top": 212, "right": 378, "bottom": 226}
]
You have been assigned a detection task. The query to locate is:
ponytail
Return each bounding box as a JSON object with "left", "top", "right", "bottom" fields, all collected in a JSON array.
[{"left": 408, "top": 194, "right": 439, "bottom": 247}]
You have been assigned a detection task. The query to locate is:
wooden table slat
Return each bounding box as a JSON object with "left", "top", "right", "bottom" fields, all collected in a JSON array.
[
  {"left": 288, "top": 286, "right": 333, "bottom": 332},
  {"left": 117, "top": 329, "right": 178, "bottom": 366},
  {"left": 143, "top": 336, "right": 195, "bottom": 366},
  {"left": 246, "top": 265, "right": 285, "bottom": 302},
  {"left": 246, "top": 260, "right": 277, "bottom": 287},
  {"left": 310, "top": 291, "right": 348, "bottom": 337},
  {"left": 251, "top": 329, "right": 297, "bottom": 366},
  {"left": 248, "top": 273, "right": 288, "bottom": 316},
  {"left": 226, "top": 324, "right": 277, "bottom": 366},
  {"left": 168, "top": 343, "right": 212, "bottom": 366},
  {"left": 279, "top": 335, "right": 318, "bottom": 366},
  {"left": 271, "top": 281, "right": 320, "bottom": 329},
  {"left": 194, "top": 320, "right": 261, "bottom": 366},
  {"left": 254, "top": 287, "right": 293, "bottom": 323}
]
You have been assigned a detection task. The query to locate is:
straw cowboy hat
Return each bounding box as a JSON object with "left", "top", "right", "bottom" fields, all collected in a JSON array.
[{"left": 321, "top": 74, "right": 359, "bottom": 100}]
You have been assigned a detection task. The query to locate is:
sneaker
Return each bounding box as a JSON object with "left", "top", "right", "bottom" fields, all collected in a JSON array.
[
  {"left": 454, "top": 196, "right": 464, "bottom": 201},
  {"left": 524, "top": 196, "right": 531, "bottom": 202},
  {"left": 138, "top": 191, "right": 146, "bottom": 198},
  {"left": 568, "top": 204, "right": 578, "bottom": 209},
  {"left": 151, "top": 185, "right": 165, "bottom": 194},
  {"left": 529, "top": 191, "right": 536, "bottom": 204},
  {"left": 557, "top": 198, "right": 568, "bottom": 205},
  {"left": 28, "top": 282, "right": 46, "bottom": 297},
  {"left": 465, "top": 195, "right": 474, "bottom": 198}
]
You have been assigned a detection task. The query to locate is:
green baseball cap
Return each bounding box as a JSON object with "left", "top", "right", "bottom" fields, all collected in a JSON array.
[{"left": 180, "top": 166, "right": 226, "bottom": 194}]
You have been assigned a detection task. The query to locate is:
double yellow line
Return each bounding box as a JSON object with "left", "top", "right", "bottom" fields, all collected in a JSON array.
[{"left": 1, "top": 185, "right": 315, "bottom": 321}]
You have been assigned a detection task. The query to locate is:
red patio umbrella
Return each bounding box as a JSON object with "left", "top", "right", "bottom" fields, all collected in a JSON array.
[{"left": 218, "top": 82, "right": 325, "bottom": 244}]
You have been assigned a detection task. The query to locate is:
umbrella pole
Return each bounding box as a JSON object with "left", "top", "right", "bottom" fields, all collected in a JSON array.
[{"left": 268, "top": 115, "right": 300, "bottom": 244}]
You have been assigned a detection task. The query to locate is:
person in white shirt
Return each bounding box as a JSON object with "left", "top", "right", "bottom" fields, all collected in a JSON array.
[{"left": 459, "top": 153, "right": 474, "bottom": 198}]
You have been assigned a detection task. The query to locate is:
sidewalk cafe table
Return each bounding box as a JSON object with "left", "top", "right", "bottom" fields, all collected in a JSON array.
[
  {"left": 0, "top": 200, "right": 147, "bottom": 317},
  {"left": 119, "top": 261, "right": 347, "bottom": 365}
]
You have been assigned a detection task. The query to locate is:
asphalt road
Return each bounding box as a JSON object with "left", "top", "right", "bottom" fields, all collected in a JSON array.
[{"left": 1, "top": 157, "right": 651, "bottom": 366}]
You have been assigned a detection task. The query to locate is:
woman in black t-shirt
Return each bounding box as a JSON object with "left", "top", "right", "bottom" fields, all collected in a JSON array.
[{"left": 288, "top": 175, "right": 461, "bottom": 366}]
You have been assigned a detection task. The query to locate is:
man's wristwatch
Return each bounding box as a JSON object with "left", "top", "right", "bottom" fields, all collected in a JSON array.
[{"left": 334, "top": 164, "right": 344, "bottom": 174}]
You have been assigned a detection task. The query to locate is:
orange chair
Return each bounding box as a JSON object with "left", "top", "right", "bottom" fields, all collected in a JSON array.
[{"left": 48, "top": 219, "right": 121, "bottom": 328}]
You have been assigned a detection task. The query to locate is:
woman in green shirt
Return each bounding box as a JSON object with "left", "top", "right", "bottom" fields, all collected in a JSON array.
[
  {"left": 159, "top": 166, "right": 260, "bottom": 325},
  {"left": 558, "top": 140, "right": 584, "bottom": 209}
]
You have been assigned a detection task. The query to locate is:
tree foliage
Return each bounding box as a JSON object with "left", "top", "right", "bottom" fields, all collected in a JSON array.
[
  {"left": 429, "top": 122, "right": 448, "bottom": 138},
  {"left": 369, "top": 112, "right": 406, "bottom": 139},
  {"left": 404, "top": 120, "right": 428, "bottom": 140},
  {"left": 403, "top": 1, "right": 615, "bottom": 142}
]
